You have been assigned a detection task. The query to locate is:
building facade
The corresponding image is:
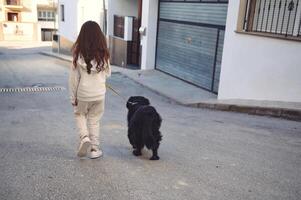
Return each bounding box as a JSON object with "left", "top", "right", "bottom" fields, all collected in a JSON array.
[
  {"left": 218, "top": 0, "right": 301, "bottom": 102},
  {"left": 37, "top": 0, "right": 58, "bottom": 41},
  {"left": 0, "top": 0, "right": 58, "bottom": 41},
  {"left": 108, "top": 0, "right": 301, "bottom": 103},
  {"left": 108, "top": 0, "right": 228, "bottom": 93},
  {"left": 55, "top": 0, "right": 105, "bottom": 54},
  {"left": 0, "top": 0, "right": 40, "bottom": 41},
  {"left": 107, "top": 0, "right": 141, "bottom": 68},
  {"left": 56, "top": 0, "right": 301, "bottom": 103}
]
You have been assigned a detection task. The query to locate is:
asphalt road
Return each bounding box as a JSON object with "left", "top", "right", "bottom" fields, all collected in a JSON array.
[{"left": 0, "top": 43, "right": 300, "bottom": 200}]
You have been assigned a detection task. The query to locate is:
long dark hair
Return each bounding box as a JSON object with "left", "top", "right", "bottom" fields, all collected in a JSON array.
[{"left": 72, "top": 21, "right": 110, "bottom": 74}]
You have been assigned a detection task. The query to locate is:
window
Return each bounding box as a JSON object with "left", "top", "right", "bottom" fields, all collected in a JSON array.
[
  {"left": 242, "top": 0, "right": 301, "bottom": 39},
  {"left": 114, "top": 15, "right": 124, "bottom": 38},
  {"left": 38, "top": 10, "right": 55, "bottom": 21},
  {"left": 7, "top": 12, "right": 19, "bottom": 22},
  {"left": 60, "top": 4, "right": 65, "bottom": 22},
  {"left": 6, "top": 0, "right": 20, "bottom": 6}
]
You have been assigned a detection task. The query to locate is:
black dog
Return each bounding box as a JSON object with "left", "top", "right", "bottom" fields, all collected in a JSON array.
[{"left": 126, "top": 96, "right": 162, "bottom": 160}]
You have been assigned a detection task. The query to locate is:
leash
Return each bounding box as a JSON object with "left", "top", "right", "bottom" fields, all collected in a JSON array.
[
  {"left": 106, "top": 83, "right": 127, "bottom": 102},
  {"left": 106, "top": 83, "right": 138, "bottom": 106}
]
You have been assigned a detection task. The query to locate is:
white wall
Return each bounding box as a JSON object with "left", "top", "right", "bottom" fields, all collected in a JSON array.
[
  {"left": 0, "top": 2, "right": 4, "bottom": 21},
  {"left": 218, "top": 1, "right": 301, "bottom": 103},
  {"left": 2, "top": 22, "right": 35, "bottom": 39},
  {"left": 140, "top": 0, "right": 158, "bottom": 70},
  {"left": 21, "top": 0, "right": 38, "bottom": 22},
  {"left": 107, "top": 0, "right": 138, "bottom": 36},
  {"left": 0, "top": 0, "right": 37, "bottom": 22},
  {"left": 58, "top": 0, "right": 104, "bottom": 42},
  {"left": 37, "top": 0, "right": 57, "bottom": 4},
  {"left": 38, "top": 21, "right": 56, "bottom": 29},
  {"left": 77, "top": 0, "right": 104, "bottom": 33},
  {"left": 58, "top": 0, "right": 78, "bottom": 42},
  {"left": 0, "top": 0, "right": 39, "bottom": 41}
]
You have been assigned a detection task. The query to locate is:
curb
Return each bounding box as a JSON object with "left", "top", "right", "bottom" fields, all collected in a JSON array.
[
  {"left": 190, "top": 102, "right": 301, "bottom": 122},
  {"left": 40, "top": 51, "right": 301, "bottom": 122},
  {"left": 39, "top": 52, "right": 72, "bottom": 62}
]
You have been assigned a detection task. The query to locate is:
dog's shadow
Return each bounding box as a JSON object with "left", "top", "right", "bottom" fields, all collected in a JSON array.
[{"left": 103, "top": 143, "right": 155, "bottom": 161}]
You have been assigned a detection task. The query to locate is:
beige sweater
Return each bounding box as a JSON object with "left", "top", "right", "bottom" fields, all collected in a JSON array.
[{"left": 69, "top": 56, "right": 111, "bottom": 104}]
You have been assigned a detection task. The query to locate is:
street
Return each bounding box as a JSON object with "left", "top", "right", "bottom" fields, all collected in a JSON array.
[{"left": 0, "top": 43, "right": 301, "bottom": 200}]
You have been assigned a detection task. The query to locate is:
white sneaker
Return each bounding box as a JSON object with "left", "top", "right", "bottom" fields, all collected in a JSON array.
[
  {"left": 89, "top": 148, "right": 103, "bottom": 159},
  {"left": 77, "top": 137, "right": 91, "bottom": 157}
]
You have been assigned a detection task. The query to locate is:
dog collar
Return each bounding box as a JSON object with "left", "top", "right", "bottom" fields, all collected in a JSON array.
[{"left": 127, "top": 101, "right": 139, "bottom": 105}]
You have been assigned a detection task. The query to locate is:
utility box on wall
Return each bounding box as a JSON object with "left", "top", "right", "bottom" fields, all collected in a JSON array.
[
  {"left": 52, "top": 34, "right": 59, "bottom": 53},
  {"left": 113, "top": 15, "right": 133, "bottom": 41},
  {"left": 110, "top": 15, "right": 139, "bottom": 68},
  {"left": 124, "top": 16, "right": 133, "bottom": 41}
]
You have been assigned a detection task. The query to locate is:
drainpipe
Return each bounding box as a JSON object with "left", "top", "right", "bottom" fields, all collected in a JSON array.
[
  {"left": 57, "top": 0, "right": 60, "bottom": 54},
  {"left": 102, "top": 0, "right": 106, "bottom": 35}
]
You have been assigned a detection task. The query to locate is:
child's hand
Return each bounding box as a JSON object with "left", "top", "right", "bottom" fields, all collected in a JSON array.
[{"left": 72, "top": 99, "right": 78, "bottom": 106}]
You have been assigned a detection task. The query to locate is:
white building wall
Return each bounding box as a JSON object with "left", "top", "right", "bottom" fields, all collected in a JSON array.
[
  {"left": 140, "top": 0, "right": 158, "bottom": 70},
  {"left": 38, "top": 21, "right": 56, "bottom": 29},
  {"left": 218, "top": 1, "right": 301, "bottom": 103},
  {"left": 21, "top": 0, "right": 38, "bottom": 22},
  {"left": 37, "top": 0, "right": 59, "bottom": 30},
  {"left": 0, "top": 0, "right": 37, "bottom": 22},
  {"left": 58, "top": 0, "right": 104, "bottom": 42},
  {"left": 107, "top": 0, "right": 138, "bottom": 36},
  {"left": 0, "top": 2, "right": 4, "bottom": 21},
  {"left": 77, "top": 0, "right": 104, "bottom": 33},
  {"left": 0, "top": 0, "right": 39, "bottom": 41},
  {"left": 2, "top": 22, "right": 35, "bottom": 40},
  {"left": 58, "top": 0, "right": 78, "bottom": 42}
]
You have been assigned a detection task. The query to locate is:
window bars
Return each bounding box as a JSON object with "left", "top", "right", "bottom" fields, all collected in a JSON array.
[{"left": 243, "top": 0, "right": 301, "bottom": 37}]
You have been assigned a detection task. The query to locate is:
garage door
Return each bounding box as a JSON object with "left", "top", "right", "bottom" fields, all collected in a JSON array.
[
  {"left": 41, "top": 29, "right": 53, "bottom": 41},
  {"left": 156, "top": 0, "right": 228, "bottom": 93}
]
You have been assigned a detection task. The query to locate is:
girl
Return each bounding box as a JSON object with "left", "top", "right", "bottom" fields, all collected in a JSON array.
[{"left": 69, "top": 21, "right": 110, "bottom": 159}]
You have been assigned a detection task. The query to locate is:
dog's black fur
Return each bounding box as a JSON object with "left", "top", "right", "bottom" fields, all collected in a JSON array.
[{"left": 126, "top": 96, "right": 162, "bottom": 160}]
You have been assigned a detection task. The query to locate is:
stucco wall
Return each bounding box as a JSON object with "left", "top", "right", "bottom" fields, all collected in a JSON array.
[
  {"left": 58, "top": 0, "right": 78, "bottom": 42},
  {"left": 77, "top": 0, "right": 104, "bottom": 33},
  {"left": 0, "top": 2, "right": 3, "bottom": 40},
  {"left": 140, "top": 0, "right": 158, "bottom": 70},
  {"left": 107, "top": 0, "right": 138, "bottom": 36},
  {"left": 21, "top": 0, "right": 38, "bottom": 22},
  {"left": 0, "top": 1, "right": 4, "bottom": 22},
  {"left": 58, "top": 0, "right": 104, "bottom": 53},
  {"left": 218, "top": 1, "right": 301, "bottom": 103},
  {"left": 0, "top": 0, "right": 39, "bottom": 41},
  {"left": 1, "top": 22, "right": 39, "bottom": 41},
  {"left": 58, "top": 34, "right": 73, "bottom": 55}
]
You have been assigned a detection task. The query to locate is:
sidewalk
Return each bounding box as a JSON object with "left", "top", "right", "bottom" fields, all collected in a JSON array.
[
  {"left": 0, "top": 41, "right": 52, "bottom": 48},
  {"left": 40, "top": 51, "right": 301, "bottom": 121}
]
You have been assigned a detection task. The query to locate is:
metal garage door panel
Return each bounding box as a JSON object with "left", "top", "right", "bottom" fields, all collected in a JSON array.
[
  {"left": 156, "top": 1, "right": 228, "bottom": 92},
  {"left": 159, "top": 2, "right": 228, "bottom": 26},
  {"left": 157, "top": 21, "right": 218, "bottom": 90}
]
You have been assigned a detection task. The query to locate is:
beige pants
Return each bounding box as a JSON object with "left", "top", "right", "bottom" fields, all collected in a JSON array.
[{"left": 74, "top": 100, "right": 105, "bottom": 149}]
